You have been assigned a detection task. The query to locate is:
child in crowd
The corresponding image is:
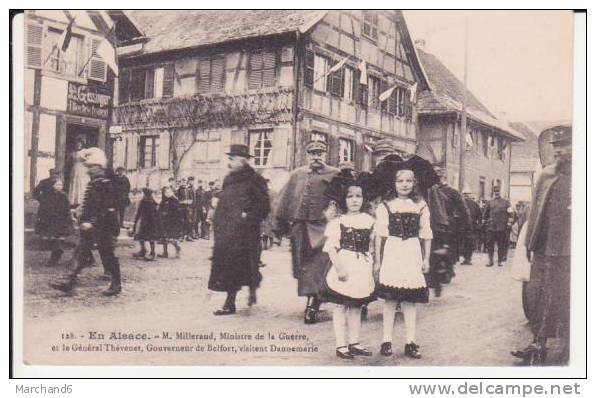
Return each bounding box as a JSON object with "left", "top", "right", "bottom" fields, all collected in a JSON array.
[
  {"left": 374, "top": 168, "right": 433, "bottom": 359},
  {"left": 132, "top": 188, "right": 160, "bottom": 261},
  {"left": 158, "top": 186, "right": 181, "bottom": 258},
  {"left": 323, "top": 174, "right": 376, "bottom": 360}
]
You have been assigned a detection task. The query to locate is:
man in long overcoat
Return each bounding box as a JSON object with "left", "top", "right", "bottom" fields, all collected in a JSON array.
[
  {"left": 483, "top": 185, "right": 514, "bottom": 267},
  {"left": 274, "top": 140, "right": 339, "bottom": 324},
  {"left": 208, "top": 145, "right": 270, "bottom": 315},
  {"left": 512, "top": 126, "right": 572, "bottom": 365},
  {"left": 461, "top": 191, "right": 482, "bottom": 264}
]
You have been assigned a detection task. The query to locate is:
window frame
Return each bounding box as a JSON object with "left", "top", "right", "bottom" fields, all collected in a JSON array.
[
  {"left": 249, "top": 129, "right": 273, "bottom": 168},
  {"left": 313, "top": 53, "right": 329, "bottom": 93},
  {"left": 361, "top": 10, "right": 379, "bottom": 42},
  {"left": 248, "top": 49, "right": 278, "bottom": 90},
  {"left": 139, "top": 135, "right": 159, "bottom": 169},
  {"left": 338, "top": 137, "right": 355, "bottom": 163},
  {"left": 197, "top": 55, "right": 226, "bottom": 94}
]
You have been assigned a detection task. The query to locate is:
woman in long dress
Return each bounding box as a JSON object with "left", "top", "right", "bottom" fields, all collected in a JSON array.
[{"left": 68, "top": 138, "right": 90, "bottom": 208}]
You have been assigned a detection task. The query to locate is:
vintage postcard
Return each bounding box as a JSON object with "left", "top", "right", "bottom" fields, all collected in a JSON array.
[{"left": 11, "top": 9, "right": 585, "bottom": 378}]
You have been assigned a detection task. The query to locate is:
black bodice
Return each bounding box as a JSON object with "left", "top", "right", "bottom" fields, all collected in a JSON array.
[
  {"left": 383, "top": 202, "right": 420, "bottom": 240},
  {"left": 339, "top": 224, "right": 372, "bottom": 253}
]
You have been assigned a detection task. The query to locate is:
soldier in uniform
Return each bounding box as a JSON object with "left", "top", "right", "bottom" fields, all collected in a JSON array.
[
  {"left": 483, "top": 185, "right": 514, "bottom": 267},
  {"left": 511, "top": 126, "right": 572, "bottom": 365},
  {"left": 274, "top": 140, "right": 339, "bottom": 324},
  {"left": 50, "top": 148, "right": 122, "bottom": 296}
]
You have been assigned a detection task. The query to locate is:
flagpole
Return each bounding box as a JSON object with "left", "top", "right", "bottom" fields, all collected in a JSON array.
[{"left": 458, "top": 16, "right": 469, "bottom": 192}]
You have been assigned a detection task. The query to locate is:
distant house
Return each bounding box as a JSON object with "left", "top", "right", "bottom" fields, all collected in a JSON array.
[
  {"left": 110, "top": 10, "right": 429, "bottom": 191},
  {"left": 509, "top": 122, "right": 540, "bottom": 206},
  {"left": 23, "top": 10, "right": 141, "bottom": 192},
  {"left": 415, "top": 48, "right": 525, "bottom": 200}
]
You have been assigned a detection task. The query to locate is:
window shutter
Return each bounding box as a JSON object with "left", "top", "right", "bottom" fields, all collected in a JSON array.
[
  {"left": 118, "top": 69, "right": 131, "bottom": 104},
  {"left": 88, "top": 37, "right": 107, "bottom": 81},
  {"left": 388, "top": 87, "right": 397, "bottom": 115},
  {"left": 304, "top": 50, "right": 314, "bottom": 88},
  {"left": 262, "top": 51, "right": 277, "bottom": 87},
  {"left": 380, "top": 81, "right": 388, "bottom": 112},
  {"left": 126, "top": 134, "right": 138, "bottom": 170},
  {"left": 248, "top": 51, "right": 263, "bottom": 90},
  {"left": 271, "top": 129, "right": 289, "bottom": 167},
  {"left": 211, "top": 57, "right": 225, "bottom": 92},
  {"left": 327, "top": 134, "right": 339, "bottom": 167},
  {"left": 197, "top": 58, "right": 211, "bottom": 94},
  {"left": 158, "top": 131, "right": 170, "bottom": 169},
  {"left": 144, "top": 69, "right": 155, "bottom": 99},
  {"left": 130, "top": 69, "right": 145, "bottom": 101},
  {"left": 25, "top": 22, "right": 44, "bottom": 68},
  {"left": 112, "top": 138, "right": 125, "bottom": 168},
  {"left": 162, "top": 64, "right": 175, "bottom": 98}
]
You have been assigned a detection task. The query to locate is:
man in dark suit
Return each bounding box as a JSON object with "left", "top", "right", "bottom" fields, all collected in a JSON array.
[
  {"left": 483, "top": 186, "right": 514, "bottom": 267},
  {"left": 177, "top": 177, "right": 194, "bottom": 241},
  {"left": 113, "top": 167, "right": 131, "bottom": 228},
  {"left": 461, "top": 192, "right": 482, "bottom": 264}
]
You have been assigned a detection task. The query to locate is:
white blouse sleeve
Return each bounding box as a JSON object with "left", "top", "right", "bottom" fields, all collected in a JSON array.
[
  {"left": 374, "top": 204, "right": 389, "bottom": 238},
  {"left": 419, "top": 202, "right": 433, "bottom": 240},
  {"left": 323, "top": 219, "right": 341, "bottom": 253}
]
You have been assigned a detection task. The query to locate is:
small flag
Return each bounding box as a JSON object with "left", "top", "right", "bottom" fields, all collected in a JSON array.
[
  {"left": 379, "top": 84, "right": 397, "bottom": 103},
  {"left": 96, "top": 37, "right": 119, "bottom": 76},
  {"left": 58, "top": 17, "right": 75, "bottom": 52},
  {"left": 313, "top": 55, "right": 349, "bottom": 84},
  {"left": 409, "top": 82, "right": 418, "bottom": 102},
  {"left": 359, "top": 60, "right": 367, "bottom": 85}
]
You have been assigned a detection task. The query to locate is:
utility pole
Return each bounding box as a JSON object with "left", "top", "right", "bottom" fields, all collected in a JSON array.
[{"left": 458, "top": 17, "right": 469, "bottom": 192}]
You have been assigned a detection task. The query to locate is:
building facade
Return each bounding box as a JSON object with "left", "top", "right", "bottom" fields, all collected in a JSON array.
[
  {"left": 509, "top": 121, "right": 541, "bottom": 206},
  {"left": 415, "top": 48, "right": 525, "bottom": 200},
  {"left": 111, "top": 10, "right": 429, "bottom": 192},
  {"left": 23, "top": 10, "right": 140, "bottom": 193}
]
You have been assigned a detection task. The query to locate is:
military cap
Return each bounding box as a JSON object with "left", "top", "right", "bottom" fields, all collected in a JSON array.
[
  {"left": 550, "top": 127, "right": 572, "bottom": 145},
  {"left": 305, "top": 140, "right": 327, "bottom": 153}
]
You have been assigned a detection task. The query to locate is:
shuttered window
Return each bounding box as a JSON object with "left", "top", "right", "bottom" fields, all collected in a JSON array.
[
  {"left": 26, "top": 22, "right": 44, "bottom": 68},
  {"left": 339, "top": 138, "right": 354, "bottom": 163},
  {"left": 144, "top": 69, "right": 155, "bottom": 99},
  {"left": 139, "top": 136, "right": 159, "bottom": 169},
  {"left": 329, "top": 67, "right": 343, "bottom": 97},
  {"left": 249, "top": 50, "right": 277, "bottom": 90},
  {"left": 397, "top": 87, "right": 407, "bottom": 117},
  {"left": 387, "top": 86, "right": 398, "bottom": 115},
  {"left": 118, "top": 69, "right": 131, "bottom": 103},
  {"left": 343, "top": 67, "right": 354, "bottom": 101},
  {"left": 130, "top": 69, "right": 146, "bottom": 101},
  {"left": 197, "top": 56, "right": 225, "bottom": 94},
  {"left": 88, "top": 37, "right": 107, "bottom": 81},
  {"left": 162, "top": 64, "right": 175, "bottom": 98},
  {"left": 304, "top": 50, "right": 314, "bottom": 88},
  {"left": 313, "top": 54, "right": 328, "bottom": 92},
  {"left": 367, "top": 76, "right": 380, "bottom": 109}
]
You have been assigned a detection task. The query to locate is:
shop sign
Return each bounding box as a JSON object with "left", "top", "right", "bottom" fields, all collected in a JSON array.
[{"left": 67, "top": 82, "right": 112, "bottom": 119}]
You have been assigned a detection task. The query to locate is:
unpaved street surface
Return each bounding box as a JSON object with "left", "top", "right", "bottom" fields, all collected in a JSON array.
[{"left": 22, "top": 238, "right": 532, "bottom": 366}]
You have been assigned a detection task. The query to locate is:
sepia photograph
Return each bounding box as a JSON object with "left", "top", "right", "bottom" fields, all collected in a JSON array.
[{"left": 11, "top": 8, "right": 584, "bottom": 377}]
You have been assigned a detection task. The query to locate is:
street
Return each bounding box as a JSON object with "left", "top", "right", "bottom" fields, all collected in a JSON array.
[{"left": 23, "top": 238, "right": 532, "bottom": 366}]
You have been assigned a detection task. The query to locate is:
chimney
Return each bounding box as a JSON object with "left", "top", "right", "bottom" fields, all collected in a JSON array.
[{"left": 415, "top": 39, "right": 426, "bottom": 51}]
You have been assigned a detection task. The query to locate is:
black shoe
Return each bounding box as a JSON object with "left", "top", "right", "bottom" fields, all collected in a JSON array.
[
  {"left": 102, "top": 284, "right": 121, "bottom": 296},
  {"left": 434, "top": 285, "right": 443, "bottom": 297},
  {"left": 304, "top": 306, "right": 318, "bottom": 324},
  {"left": 498, "top": 262, "right": 504, "bottom": 267},
  {"left": 213, "top": 306, "right": 236, "bottom": 316},
  {"left": 336, "top": 346, "right": 354, "bottom": 360},
  {"left": 461, "top": 260, "right": 472, "bottom": 265},
  {"left": 185, "top": 237, "right": 194, "bottom": 242},
  {"left": 511, "top": 343, "right": 546, "bottom": 363},
  {"left": 248, "top": 290, "right": 257, "bottom": 306},
  {"left": 133, "top": 251, "right": 146, "bottom": 258},
  {"left": 349, "top": 343, "right": 372, "bottom": 356},
  {"left": 144, "top": 253, "right": 156, "bottom": 261},
  {"left": 380, "top": 342, "right": 392, "bottom": 356},
  {"left": 157, "top": 252, "right": 168, "bottom": 258},
  {"left": 405, "top": 342, "right": 422, "bottom": 359},
  {"left": 486, "top": 262, "right": 494, "bottom": 267}
]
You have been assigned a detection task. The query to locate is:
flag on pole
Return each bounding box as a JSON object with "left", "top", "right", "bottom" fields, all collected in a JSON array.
[
  {"left": 409, "top": 82, "right": 418, "bottom": 102},
  {"left": 96, "top": 37, "right": 119, "bottom": 76},
  {"left": 58, "top": 17, "right": 75, "bottom": 52},
  {"left": 379, "top": 84, "right": 397, "bottom": 103},
  {"left": 359, "top": 60, "right": 367, "bottom": 85}
]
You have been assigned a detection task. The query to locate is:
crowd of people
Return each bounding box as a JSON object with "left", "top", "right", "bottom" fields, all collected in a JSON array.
[{"left": 32, "top": 126, "right": 571, "bottom": 366}]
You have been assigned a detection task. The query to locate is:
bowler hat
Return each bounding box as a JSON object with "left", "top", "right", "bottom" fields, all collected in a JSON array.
[{"left": 225, "top": 144, "right": 253, "bottom": 158}]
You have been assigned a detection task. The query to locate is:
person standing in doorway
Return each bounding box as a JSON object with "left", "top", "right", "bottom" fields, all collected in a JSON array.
[{"left": 67, "top": 136, "right": 90, "bottom": 209}]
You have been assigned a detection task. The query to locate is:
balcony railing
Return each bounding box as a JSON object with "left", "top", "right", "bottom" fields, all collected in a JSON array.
[{"left": 114, "top": 88, "right": 294, "bottom": 131}]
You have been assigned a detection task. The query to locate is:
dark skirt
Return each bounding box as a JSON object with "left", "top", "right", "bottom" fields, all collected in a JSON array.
[
  {"left": 322, "top": 287, "right": 376, "bottom": 307},
  {"left": 525, "top": 254, "right": 570, "bottom": 339},
  {"left": 135, "top": 217, "right": 160, "bottom": 241},
  {"left": 375, "top": 284, "right": 429, "bottom": 303}
]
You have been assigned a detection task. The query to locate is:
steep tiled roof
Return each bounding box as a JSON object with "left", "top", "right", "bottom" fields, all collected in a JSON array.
[
  {"left": 125, "top": 10, "right": 325, "bottom": 55},
  {"left": 417, "top": 48, "right": 524, "bottom": 141},
  {"left": 510, "top": 122, "right": 539, "bottom": 161}
]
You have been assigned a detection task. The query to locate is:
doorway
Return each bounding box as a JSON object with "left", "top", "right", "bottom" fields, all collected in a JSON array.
[{"left": 64, "top": 123, "right": 99, "bottom": 190}]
